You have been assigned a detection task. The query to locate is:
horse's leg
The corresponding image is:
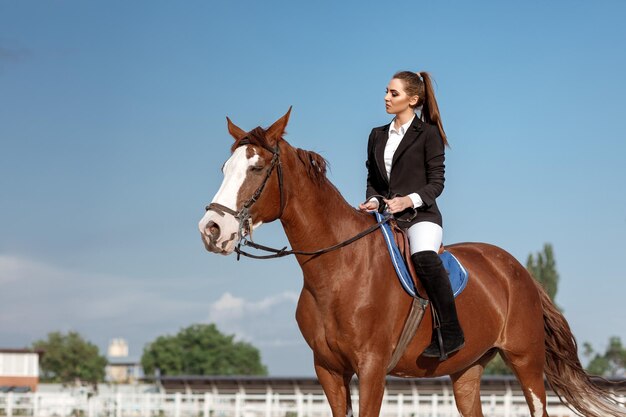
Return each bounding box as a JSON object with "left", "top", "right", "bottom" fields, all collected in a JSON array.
[
  {"left": 356, "top": 365, "right": 387, "bottom": 417},
  {"left": 450, "top": 351, "right": 496, "bottom": 417},
  {"left": 497, "top": 279, "right": 550, "bottom": 417},
  {"left": 342, "top": 373, "right": 354, "bottom": 417},
  {"left": 314, "top": 361, "right": 354, "bottom": 417},
  {"left": 501, "top": 347, "right": 549, "bottom": 417}
]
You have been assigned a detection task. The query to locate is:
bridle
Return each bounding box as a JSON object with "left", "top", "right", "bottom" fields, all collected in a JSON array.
[
  {"left": 205, "top": 138, "right": 284, "bottom": 255},
  {"left": 205, "top": 138, "right": 391, "bottom": 260}
]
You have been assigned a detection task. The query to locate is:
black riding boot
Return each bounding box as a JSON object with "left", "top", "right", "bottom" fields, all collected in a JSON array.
[{"left": 411, "top": 250, "right": 465, "bottom": 360}]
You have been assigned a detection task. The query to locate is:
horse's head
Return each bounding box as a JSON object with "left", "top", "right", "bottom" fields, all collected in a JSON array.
[{"left": 198, "top": 108, "right": 291, "bottom": 255}]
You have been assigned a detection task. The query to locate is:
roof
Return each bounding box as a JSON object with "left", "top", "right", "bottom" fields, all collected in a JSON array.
[
  {"left": 155, "top": 374, "right": 626, "bottom": 394},
  {"left": 107, "top": 357, "right": 141, "bottom": 366},
  {"left": 0, "top": 348, "right": 43, "bottom": 354}
]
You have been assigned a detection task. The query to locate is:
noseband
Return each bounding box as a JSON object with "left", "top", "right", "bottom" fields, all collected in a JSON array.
[{"left": 205, "top": 139, "right": 285, "bottom": 245}]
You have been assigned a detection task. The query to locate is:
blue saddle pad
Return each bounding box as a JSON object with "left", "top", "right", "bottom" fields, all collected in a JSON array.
[{"left": 373, "top": 212, "right": 469, "bottom": 298}]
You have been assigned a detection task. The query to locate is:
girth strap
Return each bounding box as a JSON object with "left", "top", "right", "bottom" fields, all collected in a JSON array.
[{"left": 386, "top": 296, "right": 429, "bottom": 373}]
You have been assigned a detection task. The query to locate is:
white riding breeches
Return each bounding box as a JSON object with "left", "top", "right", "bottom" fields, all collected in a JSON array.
[{"left": 407, "top": 221, "right": 443, "bottom": 255}]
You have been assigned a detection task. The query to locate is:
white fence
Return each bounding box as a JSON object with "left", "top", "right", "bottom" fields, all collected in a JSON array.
[{"left": 1, "top": 389, "right": 614, "bottom": 417}]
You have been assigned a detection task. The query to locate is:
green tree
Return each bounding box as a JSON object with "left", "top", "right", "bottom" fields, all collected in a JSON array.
[
  {"left": 482, "top": 353, "right": 511, "bottom": 375},
  {"left": 526, "top": 243, "right": 559, "bottom": 305},
  {"left": 32, "top": 331, "right": 107, "bottom": 383},
  {"left": 484, "top": 243, "right": 560, "bottom": 375},
  {"left": 141, "top": 323, "right": 267, "bottom": 376},
  {"left": 584, "top": 337, "right": 626, "bottom": 377}
]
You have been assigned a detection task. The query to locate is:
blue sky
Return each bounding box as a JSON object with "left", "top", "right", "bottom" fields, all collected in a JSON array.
[{"left": 1, "top": 1, "right": 625, "bottom": 376}]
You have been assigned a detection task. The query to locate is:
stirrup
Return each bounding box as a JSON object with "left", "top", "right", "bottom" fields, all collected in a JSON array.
[
  {"left": 422, "top": 308, "right": 447, "bottom": 360},
  {"left": 421, "top": 339, "right": 465, "bottom": 360},
  {"left": 421, "top": 328, "right": 447, "bottom": 360},
  {"left": 421, "top": 322, "right": 465, "bottom": 361}
]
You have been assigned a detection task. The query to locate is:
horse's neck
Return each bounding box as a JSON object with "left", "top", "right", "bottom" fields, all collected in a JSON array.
[
  {"left": 278, "top": 167, "right": 400, "bottom": 314},
  {"left": 276, "top": 149, "right": 386, "bottom": 303},
  {"left": 279, "top": 175, "right": 369, "bottom": 254}
]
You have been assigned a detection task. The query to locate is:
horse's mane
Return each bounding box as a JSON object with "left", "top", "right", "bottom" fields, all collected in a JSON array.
[
  {"left": 294, "top": 148, "right": 328, "bottom": 186},
  {"left": 231, "top": 126, "right": 330, "bottom": 187}
]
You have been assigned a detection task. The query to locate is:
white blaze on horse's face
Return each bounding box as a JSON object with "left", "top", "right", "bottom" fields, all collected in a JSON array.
[{"left": 198, "top": 146, "right": 260, "bottom": 255}]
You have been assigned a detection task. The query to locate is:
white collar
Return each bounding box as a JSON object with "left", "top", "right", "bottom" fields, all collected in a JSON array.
[{"left": 389, "top": 114, "right": 416, "bottom": 135}]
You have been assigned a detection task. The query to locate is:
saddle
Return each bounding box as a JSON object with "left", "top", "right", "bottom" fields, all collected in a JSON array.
[
  {"left": 388, "top": 219, "right": 444, "bottom": 300},
  {"left": 382, "top": 216, "right": 468, "bottom": 300},
  {"left": 370, "top": 212, "right": 469, "bottom": 370}
]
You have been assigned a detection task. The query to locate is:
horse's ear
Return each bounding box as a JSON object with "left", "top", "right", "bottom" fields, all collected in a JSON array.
[
  {"left": 226, "top": 117, "right": 247, "bottom": 141},
  {"left": 265, "top": 106, "right": 292, "bottom": 145}
]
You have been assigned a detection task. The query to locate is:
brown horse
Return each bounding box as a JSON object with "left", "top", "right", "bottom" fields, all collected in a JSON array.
[{"left": 198, "top": 109, "right": 625, "bottom": 417}]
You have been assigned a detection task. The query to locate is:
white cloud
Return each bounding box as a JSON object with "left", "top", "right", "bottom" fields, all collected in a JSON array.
[
  {"left": 0, "top": 254, "right": 64, "bottom": 284},
  {"left": 256, "top": 338, "right": 306, "bottom": 348},
  {"left": 207, "top": 291, "right": 303, "bottom": 349},
  {"left": 0, "top": 254, "right": 208, "bottom": 350},
  {"left": 0, "top": 254, "right": 311, "bottom": 375},
  {"left": 253, "top": 291, "right": 299, "bottom": 311},
  {"left": 210, "top": 292, "right": 246, "bottom": 320},
  {"left": 208, "top": 291, "right": 299, "bottom": 322}
]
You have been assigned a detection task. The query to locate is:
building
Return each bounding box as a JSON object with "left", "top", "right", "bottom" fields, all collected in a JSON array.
[
  {"left": 0, "top": 348, "right": 41, "bottom": 392},
  {"left": 104, "top": 339, "right": 143, "bottom": 383}
]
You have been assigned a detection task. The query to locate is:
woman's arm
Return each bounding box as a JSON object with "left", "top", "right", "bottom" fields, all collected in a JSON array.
[{"left": 365, "top": 129, "right": 383, "bottom": 206}]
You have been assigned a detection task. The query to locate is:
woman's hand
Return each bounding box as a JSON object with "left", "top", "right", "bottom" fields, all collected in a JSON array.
[
  {"left": 383, "top": 196, "right": 413, "bottom": 214},
  {"left": 358, "top": 200, "right": 379, "bottom": 212}
]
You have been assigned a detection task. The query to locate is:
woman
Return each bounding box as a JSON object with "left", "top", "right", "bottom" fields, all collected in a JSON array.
[{"left": 358, "top": 71, "right": 464, "bottom": 360}]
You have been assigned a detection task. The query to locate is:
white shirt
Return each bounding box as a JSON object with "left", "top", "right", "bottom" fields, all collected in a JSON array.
[
  {"left": 384, "top": 115, "right": 415, "bottom": 177},
  {"left": 369, "top": 111, "right": 423, "bottom": 209}
]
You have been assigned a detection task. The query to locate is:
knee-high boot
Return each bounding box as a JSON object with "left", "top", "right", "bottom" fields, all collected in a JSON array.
[{"left": 411, "top": 250, "right": 465, "bottom": 360}]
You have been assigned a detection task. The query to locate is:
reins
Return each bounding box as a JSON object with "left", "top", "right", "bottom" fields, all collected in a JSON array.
[{"left": 234, "top": 212, "right": 392, "bottom": 260}]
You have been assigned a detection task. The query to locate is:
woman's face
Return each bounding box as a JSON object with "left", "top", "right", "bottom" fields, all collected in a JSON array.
[{"left": 385, "top": 78, "right": 418, "bottom": 115}]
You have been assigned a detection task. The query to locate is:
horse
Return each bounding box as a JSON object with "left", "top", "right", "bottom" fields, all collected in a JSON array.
[{"left": 198, "top": 109, "right": 625, "bottom": 417}]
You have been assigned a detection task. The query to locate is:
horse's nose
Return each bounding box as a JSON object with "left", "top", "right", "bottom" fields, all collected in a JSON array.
[{"left": 206, "top": 221, "right": 221, "bottom": 241}]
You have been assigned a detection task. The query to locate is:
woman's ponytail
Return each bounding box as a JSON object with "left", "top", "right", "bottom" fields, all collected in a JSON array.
[
  {"left": 392, "top": 70, "right": 449, "bottom": 147},
  {"left": 418, "top": 72, "right": 448, "bottom": 147}
]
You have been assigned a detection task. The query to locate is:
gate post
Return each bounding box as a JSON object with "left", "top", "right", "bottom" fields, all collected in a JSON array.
[
  {"left": 203, "top": 392, "right": 211, "bottom": 417},
  {"left": 174, "top": 392, "right": 182, "bottom": 417},
  {"left": 7, "top": 392, "right": 13, "bottom": 417},
  {"left": 504, "top": 385, "right": 512, "bottom": 417},
  {"left": 234, "top": 392, "right": 242, "bottom": 417},
  {"left": 265, "top": 391, "right": 272, "bottom": 417},
  {"left": 431, "top": 393, "right": 437, "bottom": 417},
  {"left": 33, "top": 393, "right": 39, "bottom": 417},
  {"left": 115, "top": 392, "right": 122, "bottom": 417}
]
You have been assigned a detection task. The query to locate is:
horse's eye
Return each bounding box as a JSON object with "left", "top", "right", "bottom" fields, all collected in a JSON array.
[{"left": 249, "top": 165, "right": 264, "bottom": 173}]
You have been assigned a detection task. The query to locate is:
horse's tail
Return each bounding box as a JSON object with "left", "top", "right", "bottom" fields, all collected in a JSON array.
[{"left": 536, "top": 279, "right": 626, "bottom": 416}]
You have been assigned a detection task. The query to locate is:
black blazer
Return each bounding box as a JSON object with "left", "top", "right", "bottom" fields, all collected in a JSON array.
[{"left": 365, "top": 117, "right": 445, "bottom": 228}]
